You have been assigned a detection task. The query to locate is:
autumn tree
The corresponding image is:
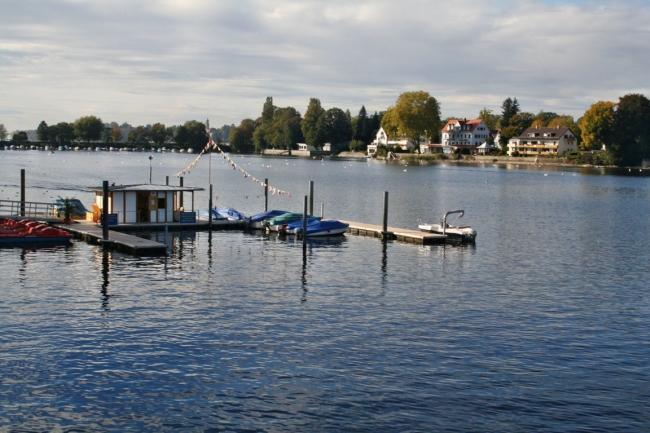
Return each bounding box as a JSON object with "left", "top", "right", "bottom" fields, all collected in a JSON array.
[
  {"left": 479, "top": 108, "right": 500, "bottom": 131},
  {"left": 547, "top": 115, "right": 582, "bottom": 146},
  {"left": 392, "top": 91, "right": 441, "bottom": 148},
  {"left": 579, "top": 101, "right": 615, "bottom": 151},
  {"left": 380, "top": 107, "right": 400, "bottom": 139},
  {"left": 532, "top": 111, "right": 558, "bottom": 128}
]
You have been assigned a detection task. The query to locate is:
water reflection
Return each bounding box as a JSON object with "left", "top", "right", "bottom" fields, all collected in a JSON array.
[{"left": 100, "top": 247, "right": 110, "bottom": 311}]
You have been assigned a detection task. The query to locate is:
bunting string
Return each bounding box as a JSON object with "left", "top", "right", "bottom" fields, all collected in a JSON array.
[{"left": 175, "top": 130, "right": 293, "bottom": 198}]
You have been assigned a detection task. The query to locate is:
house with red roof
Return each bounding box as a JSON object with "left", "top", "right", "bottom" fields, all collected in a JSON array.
[{"left": 440, "top": 118, "right": 491, "bottom": 152}]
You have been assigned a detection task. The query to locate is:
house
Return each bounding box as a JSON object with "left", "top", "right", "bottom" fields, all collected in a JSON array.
[
  {"left": 507, "top": 126, "right": 577, "bottom": 156},
  {"left": 419, "top": 143, "right": 451, "bottom": 154},
  {"left": 440, "top": 118, "right": 491, "bottom": 152},
  {"left": 90, "top": 183, "right": 204, "bottom": 224},
  {"left": 367, "top": 127, "right": 415, "bottom": 157},
  {"left": 297, "top": 143, "right": 316, "bottom": 152}
]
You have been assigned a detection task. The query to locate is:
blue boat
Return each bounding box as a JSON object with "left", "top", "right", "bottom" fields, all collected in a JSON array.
[
  {"left": 284, "top": 216, "right": 322, "bottom": 233},
  {"left": 248, "top": 210, "right": 289, "bottom": 229},
  {"left": 211, "top": 207, "right": 247, "bottom": 221},
  {"left": 289, "top": 219, "right": 349, "bottom": 237}
]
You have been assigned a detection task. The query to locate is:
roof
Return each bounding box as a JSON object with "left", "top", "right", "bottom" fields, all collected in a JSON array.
[
  {"left": 516, "top": 126, "right": 574, "bottom": 138},
  {"left": 441, "top": 118, "right": 485, "bottom": 132},
  {"left": 90, "top": 183, "right": 205, "bottom": 193}
]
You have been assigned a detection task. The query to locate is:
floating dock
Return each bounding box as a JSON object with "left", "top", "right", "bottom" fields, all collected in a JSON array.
[
  {"left": 55, "top": 222, "right": 167, "bottom": 255},
  {"left": 341, "top": 221, "right": 448, "bottom": 245}
]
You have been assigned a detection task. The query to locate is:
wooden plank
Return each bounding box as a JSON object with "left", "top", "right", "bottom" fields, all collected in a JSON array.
[
  {"left": 341, "top": 220, "right": 448, "bottom": 245},
  {"left": 54, "top": 222, "right": 167, "bottom": 255}
]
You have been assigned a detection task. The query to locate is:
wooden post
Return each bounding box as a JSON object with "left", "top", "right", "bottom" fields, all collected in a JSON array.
[
  {"left": 309, "top": 180, "right": 314, "bottom": 216},
  {"left": 165, "top": 176, "right": 169, "bottom": 186},
  {"left": 264, "top": 178, "right": 268, "bottom": 212},
  {"left": 320, "top": 203, "right": 324, "bottom": 218},
  {"left": 302, "top": 195, "right": 308, "bottom": 249},
  {"left": 102, "top": 181, "right": 109, "bottom": 241},
  {"left": 382, "top": 191, "right": 389, "bottom": 238},
  {"left": 20, "top": 169, "right": 25, "bottom": 217},
  {"left": 179, "top": 176, "right": 184, "bottom": 209},
  {"left": 209, "top": 184, "right": 213, "bottom": 228}
]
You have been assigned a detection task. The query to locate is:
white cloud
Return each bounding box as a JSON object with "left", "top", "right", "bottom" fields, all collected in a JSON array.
[{"left": 0, "top": 0, "right": 649, "bottom": 130}]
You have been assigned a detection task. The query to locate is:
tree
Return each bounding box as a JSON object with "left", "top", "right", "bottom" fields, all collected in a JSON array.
[
  {"left": 579, "top": 101, "right": 615, "bottom": 151},
  {"left": 547, "top": 115, "right": 582, "bottom": 146},
  {"left": 175, "top": 120, "right": 208, "bottom": 149},
  {"left": 267, "top": 107, "right": 303, "bottom": 150},
  {"left": 610, "top": 94, "right": 650, "bottom": 166},
  {"left": 110, "top": 126, "right": 123, "bottom": 143},
  {"left": 150, "top": 123, "right": 168, "bottom": 146},
  {"left": 128, "top": 126, "right": 149, "bottom": 144},
  {"left": 353, "top": 105, "right": 371, "bottom": 145},
  {"left": 229, "top": 119, "right": 256, "bottom": 153},
  {"left": 532, "top": 111, "right": 558, "bottom": 128},
  {"left": 37, "top": 121, "right": 50, "bottom": 141},
  {"left": 381, "top": 107, "right": 400, "bottom": 138},
  {"left": 53, "top": 122, "right": 74, "bottom": 145},
  {"left": 0, "top": 124, "right": 7, "bottom": 140},
  {"left": 499, "top": 112, "right": 533, "bottom": 148},
  {"left": 500, "top": 97, "right": 520, "bottom": 128},
  {"left": 318, "top": 108, "right": 352, "bottom": 148},
  {"left": 12, "top": 131, "right": 28, "bottom": 143},
  {"left": 479, "top": 108, "right": 500, "bottom": 131},
  {"left": 392, "top": 91, "right": 441, "bottom": 148},
  {"left": 301, "top": 98, "right": 326, "bottom": 146},
  {"left": 74, "top": 115, "right": 104, "bottom": 141},
  {"left": 262, "top": 97, "right": 275, "bottom": 125}
]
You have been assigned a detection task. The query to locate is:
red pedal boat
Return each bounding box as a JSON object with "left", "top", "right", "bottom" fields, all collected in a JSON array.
[{"left": 0, "top": 219, "right": 72, "bottom": 247}]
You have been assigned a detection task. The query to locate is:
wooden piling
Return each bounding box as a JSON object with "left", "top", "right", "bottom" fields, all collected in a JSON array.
[
  {"left": 209, "top": 184, "right": 213, "bottom": 228},
  {"left": 179, "top": 176, "right": 184, "bottom": 208},
  {"left": 165, "top": 176, "right": 169, "bottom": 186},
  {"left": 102, "top": 180, "right": 109, "bottom": 241},
  {"left": 264, "top": 178, "right": 268, "bottom": 212},
  {"left": 20, "top": 169, "right": 25, "bottom": 217},
  {"left": 382, "top": 191, "right": 389, "bottom": 238},
  {"left": 309, "top": 180, "right": 314, "bottom": 215},
  {"left": 302, "top": 195, "right": 308, "bottom": 249}
]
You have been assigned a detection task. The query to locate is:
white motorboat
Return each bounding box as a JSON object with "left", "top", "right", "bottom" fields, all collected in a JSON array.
[{"left": 418, "top": 209, "right": 477, "bottom": 243}]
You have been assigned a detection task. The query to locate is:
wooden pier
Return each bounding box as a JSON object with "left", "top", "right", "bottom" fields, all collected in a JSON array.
[
  {"left": 55, "top": 222, "right": 167, "bottom": 255},
  {"left": 341, "top": 221, "right": 448, "bottom": 245}
]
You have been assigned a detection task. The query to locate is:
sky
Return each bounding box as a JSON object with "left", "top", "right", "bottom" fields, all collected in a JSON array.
[{"left": 1, "top": 0, "right": 649, "bottom": 131}]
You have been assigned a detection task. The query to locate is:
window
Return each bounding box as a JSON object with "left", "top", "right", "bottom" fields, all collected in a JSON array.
[{"left": 157, "top": 197, "right": 166, "bottom": 209}]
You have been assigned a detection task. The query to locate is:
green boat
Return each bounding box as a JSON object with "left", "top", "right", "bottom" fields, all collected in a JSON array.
[{"left": 265, "top": 212, "right": 305, "bottom": 232}]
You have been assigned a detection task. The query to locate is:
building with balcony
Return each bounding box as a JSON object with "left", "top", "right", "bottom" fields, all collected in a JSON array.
[
  {"left": 440, "top": 118, "right": 491, "bottom": 151},
  {"left": 367, "top": 127, "right": 415, "bottom": 157},
  {"left": 507, "top": 127, "right": 577, "bottom": 156}
]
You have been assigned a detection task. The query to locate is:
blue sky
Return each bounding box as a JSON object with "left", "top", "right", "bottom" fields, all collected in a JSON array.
[{"left": 1, "top": 0, "right": 649, "bottom": 131}]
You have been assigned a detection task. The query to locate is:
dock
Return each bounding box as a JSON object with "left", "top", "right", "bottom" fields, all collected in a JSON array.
[
  {"left": 55, "top": 222, "right": 167, "bottom": 255},
  {"left": 341, "top": 221, "right": 448, "bottom": 245}
]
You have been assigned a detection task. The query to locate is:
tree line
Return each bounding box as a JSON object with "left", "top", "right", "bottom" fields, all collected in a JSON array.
[{"left": 3, "top": 91, "right": 649, "bottom": 166}]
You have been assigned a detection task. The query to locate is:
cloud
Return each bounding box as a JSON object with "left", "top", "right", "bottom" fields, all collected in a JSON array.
[{"left": 0, "top": 0, "right": 649, "bottom": 130}]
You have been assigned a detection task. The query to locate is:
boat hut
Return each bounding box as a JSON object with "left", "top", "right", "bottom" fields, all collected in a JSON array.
[{"left": 90, "top": 184, "right": 204, "bottom": 224}]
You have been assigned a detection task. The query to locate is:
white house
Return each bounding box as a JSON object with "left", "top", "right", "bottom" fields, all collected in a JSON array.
[
  {"left": 90, "top": 184, "right": 204, "bottom": 224},
  {"left": 507, "top": 126, "right": 578, "bottom": 156},
  {"left": 367, "top": 127, "right": 415, "bottom": 157},
  {"left": 440, "top": 118, "right": 491, "bottom": 151}
]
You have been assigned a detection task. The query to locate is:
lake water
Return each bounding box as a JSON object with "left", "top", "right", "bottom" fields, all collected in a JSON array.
[{"left": 1, "top": 150, "right": 649, "bottom": 432}]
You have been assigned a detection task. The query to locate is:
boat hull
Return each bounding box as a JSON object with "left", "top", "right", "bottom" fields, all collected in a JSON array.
[{"left": 418, "top": 223, "right": 477, "bottom": 243}]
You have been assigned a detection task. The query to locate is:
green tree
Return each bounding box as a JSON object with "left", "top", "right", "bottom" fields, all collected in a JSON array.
[
  {"left": 301, "top": 98, "right": 326, "bottom": 146},
  {"left": 37, "top": 121, "right": 50, "bottom": 141},
  {"left": 128, "top": 126, "right": 149, "bottom": 144},
  {"left": 150, "top": 122, "right": 168, "bottom": 146},
  {"left": 579, "top": 101, "right": 615, "bottom": 151},
  {"left": 353, "top": 105, "right": 371, "bottom": 145},
  {"left": 547, "top": 115, "right": 582, "bottom": 146},
  {"left": 74, "top": 115, "right": 104, "bottom": 141},
  {"left": 479, "top": 108, "right": 500, "bottom": 131},
  {"left": 380, "top": 107, "right": 400, "bottom": 138},
  {"left": 499, "top": 112, "right": 534, "bottom": 149},
  {"left": 532, "top": 111, "right": 558, "bottom": 128},
  {"left": 610, "top": 94, "right": 650, "bottom": 166},
  {"left": 110, "top": 126, "right": 123, "bottom": 143},
  {"left": 267, "top": 107, "right": 303, "bottom": 150},
  {"left": 53, "top": 122, "right": 74, "bottom": 145},
  {"left": 0, "top": 124, "right": 7, "bottom": 140},
  {"left": 318, "top": 107, "right": 352, "bottom": 148},
  {"left": 500, "top": 97, "right": 520, "bottom": 128},
  {"left": 175, "top": 120, "right": 207, "bottom": 150},
  {"left": 12, "top": 131, "right": 28, "bottom": 143},
  {"left": 229, "top": 118, "right": 256, "bottom": 153},
  {"left": 392, "top": 91, "right": 441, "bottom": 148}
]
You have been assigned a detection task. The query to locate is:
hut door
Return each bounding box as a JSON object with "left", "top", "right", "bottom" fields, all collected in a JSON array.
[{"left": 136, "top": 192, "right": 150, "bottom": 223}]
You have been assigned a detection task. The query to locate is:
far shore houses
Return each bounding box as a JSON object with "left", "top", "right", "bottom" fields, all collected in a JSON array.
[{"left": 367, "top": 118, "right": 578, "bottom": 157}]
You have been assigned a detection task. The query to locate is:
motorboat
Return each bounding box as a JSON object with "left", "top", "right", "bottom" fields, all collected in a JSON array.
[
  {"left": 211, "top": 207, "right": 247, "bottom": 221},
  {"left": 55, "top": 197, "right": 89, "bottom": 220},
  {"left": 248, "top": 209, "right": 290, "bottom": 229},
  {"left": 289, "top": 219, "right": 349, "bottom": 237},
  {"left": 282, "top": 216, "right": 322, "bottom": 234},
  {"left": 264, "top": 212, "right": 304, "bottom": 232},
  {"left": 418, "top": 209, "right": 477, "bottom": 243},
  {"left": 0, "top": 219, "right": 72, "bottom": 247}
]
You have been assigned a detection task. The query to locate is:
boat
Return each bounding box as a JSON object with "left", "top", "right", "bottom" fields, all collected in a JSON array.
[
  {"left": 247, "top": 209, "right": 290, "bottom": 229},
  {"left": 264, "top": 212, "right": 305, "bottom": 232},
  {"left": 289, "top": 219, "right": 349, "bottom": 237},
  {"left": 282, "top": 216, "right": 322, "bottom": 234},
  {"left": 211, "top": 207, "right": 247, "bottom": 221},
  {"left": 418, "top": 209, "right": 477, "bottom": 243},
  {"left": 0, "top": 219, "right": 72, "bottom": 247},
  {"left": 54, "top": 197, "right": 89, "bottom": 220}
]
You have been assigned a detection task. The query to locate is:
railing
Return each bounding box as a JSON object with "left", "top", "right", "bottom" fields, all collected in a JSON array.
[{"left": 0, "top": 200, "right": 58, "bottom": 219}]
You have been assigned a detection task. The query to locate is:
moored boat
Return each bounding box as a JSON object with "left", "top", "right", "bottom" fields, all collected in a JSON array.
[
  {"left": 264, "top": 212, "right": 304, "bottom": 232},
  {"left": 211, "top": 207, "right": 247, "bottom": 221},
  {"left": 0, "top": 219, "right": 72, "bottom": 247},
  {"left": 418, "top": 209, "right": 477, "bottom": 243},
  {"left": 290, "top": 219, "right": 349, "bottom": 237},
  {"left": 248, "top": 209, "right": 290, "bottom": 229}
]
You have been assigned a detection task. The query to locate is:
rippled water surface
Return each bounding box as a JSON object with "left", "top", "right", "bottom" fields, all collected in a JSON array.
[{"left": 1, "top": 151, "right": 649, "bottom": 432}]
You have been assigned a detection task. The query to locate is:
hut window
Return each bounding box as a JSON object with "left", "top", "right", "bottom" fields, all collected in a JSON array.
[{"left": 157, "top": 197, "right": 166, "bottom": 209}]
